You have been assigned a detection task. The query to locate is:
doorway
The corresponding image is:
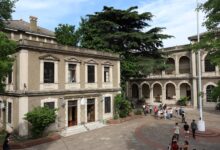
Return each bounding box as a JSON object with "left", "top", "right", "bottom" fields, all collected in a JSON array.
[
  {"left": 87, "top": 99, "right": 95, "bottom": 123},
  {"left": 68, "top": 100, "right": 77, "bottom": 127}
]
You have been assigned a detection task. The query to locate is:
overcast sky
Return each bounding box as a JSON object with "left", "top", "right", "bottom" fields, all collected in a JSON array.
[{"left": 12, "top": 0, "right": 207, "bottom": 47}]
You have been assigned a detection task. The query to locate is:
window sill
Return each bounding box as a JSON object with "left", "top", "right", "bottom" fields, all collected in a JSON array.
[{"left": 40, "top": 83, "right": 58, "bottom": 90}]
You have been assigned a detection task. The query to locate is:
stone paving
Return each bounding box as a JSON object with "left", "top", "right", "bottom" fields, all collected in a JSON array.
[{"left": 23, "top": 108, "right": 220, "bottom": 150}]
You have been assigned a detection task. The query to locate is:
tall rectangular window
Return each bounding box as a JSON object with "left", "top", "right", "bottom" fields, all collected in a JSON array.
[
  {"left": 0, "top": 101, "right": 2, "bottom": 118},
  {"left": 88, "top": 65, "right": 95, "bottom": 83},
  {"left": 104, "top": 97, "right": 111, "bottom": 113},
  {"left": 68, "top": 64, "right": 76, "bottom": 83},
  {"left": 104, "top": 66, "right": 110, "bottom": 82},
  {"left": 44, "top": 102, "right": 55, "bottom": 109},
  {"left": 44, "top": 62, "right": 54, "bottom": 83},
  {"left": 8, "top": 102, "right": 12, "bottom": 123}
]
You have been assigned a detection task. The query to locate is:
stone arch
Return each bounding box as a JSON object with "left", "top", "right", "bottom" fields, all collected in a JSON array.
[
  {"left": 204, "top": 55, "right": 215, "bottom": 72},
  {"left": 179, "top": 56, "right": 190, "bottom": 74},
  {"left": 152, "top": 82, "right": 162, "bottom": 102},
  {"left": 165, "top": 57, "right": 175, "bottom": 74},
  {"left": 203, "top": 82, "right": 217, "bottom": 102},
  {"left": 165, "top": 82, "right": 176, "bottom": 100},
  {"left": 179, "top": 82, "right": 191, "bottom": 100},
  {"left": 131, "top": 83, "right": 139, "bottom": 99},
  {"left": 142, "top": 83, "right": 150, "bottom": 98}
]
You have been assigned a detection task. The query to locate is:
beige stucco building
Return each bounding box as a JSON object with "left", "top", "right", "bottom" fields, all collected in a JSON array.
[
  {"left": 127, "top": 35, "right": 220, "bottom": 108},
  {"left": 0, "top": 17, "right": 121, "bottom": 136}
]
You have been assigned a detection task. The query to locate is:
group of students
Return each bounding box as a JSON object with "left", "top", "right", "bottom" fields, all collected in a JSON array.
[{"left": 169, "top": 120, "right": 198, "bottom": 150}]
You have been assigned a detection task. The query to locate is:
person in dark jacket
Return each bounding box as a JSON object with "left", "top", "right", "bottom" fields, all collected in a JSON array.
[
  {"left": 3, "top": 132, "right": 11, "bottom": 150},
  {"left": 191, "top": 120, "right": 197, "bottom": 139}
]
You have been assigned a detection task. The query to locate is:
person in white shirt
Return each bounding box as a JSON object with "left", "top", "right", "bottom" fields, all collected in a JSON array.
[{"left": 174, "top": 122, "right": 180, "bottom": 141}]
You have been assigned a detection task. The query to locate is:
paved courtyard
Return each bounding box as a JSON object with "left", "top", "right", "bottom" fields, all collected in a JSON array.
[{"left": 24, "top": 108, "right": 220, "bottom": 150}]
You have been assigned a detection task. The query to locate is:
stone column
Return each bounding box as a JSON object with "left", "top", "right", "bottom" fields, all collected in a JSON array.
[
  {"left": 216, "top": 66, "right": 219, "bottom": 76},
  {"left": 150, "top": 87, "right": 154, "bottom": 104},
  {"left": 176, "top": 87, "right": 180, "bottom": 101},
  {"left": 139, "top": 86, "right": 142, "bottom": 99},
  {"left": 162, "top": 87, "right": 166, "bottom": 103},
  {"left": 18, "top": 97, "right": 28, "bottom": 136},
  {"left": 175, "top": 55, "right": 179, "bottom": 75}
]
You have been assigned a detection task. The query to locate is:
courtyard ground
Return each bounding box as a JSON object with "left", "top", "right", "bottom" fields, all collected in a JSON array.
[{"left": 23, "top": 108, "right": 220, "bottom": 150}]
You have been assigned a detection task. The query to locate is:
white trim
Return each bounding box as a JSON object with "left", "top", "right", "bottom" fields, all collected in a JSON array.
[
  {"left": 151, "top": 81, "right": 163, "bottom": 89},
  {"left": 65, "top": 62, "right": 80, "bottom": 89},
  {"left": 65, "top": 99, "right": 81, "bottom": 127},
  {"left": 164, "top": 81, "right": 177, "bottom": 89},
  {"left": 40, "top": 60, "right": 58, "bottom": 90},
  {"left": 19, "top": 50, "right": 28, "bottom": 91},
  {"left": 102, "top": 94, "right": 113, "bottom": 120},
  {"left": 85, "top": 64, "right": 98, "bottom": 89},
  {"left": 18, "top": 97, "right": 28, "bottom": 136},
  {"left": 117, "top": 61, "right": 120, "bottom": 88},
  {"left": 41, "top": 97, "right": 58, "bottom": 108},
  {"left": 203, "top": 82, "right": 217, "bottom": 103},
  {"left": 102, "top": 65, "right": 113, "bottom": 88},
  {"left": 140, "top": 81, "right": 150, "bottom": 87},
  {"left": 178, "top": 81, "right": 192, "bottom": 89},
  {"left": 6, "top": 98, "right": 13, "bottom": 127}
]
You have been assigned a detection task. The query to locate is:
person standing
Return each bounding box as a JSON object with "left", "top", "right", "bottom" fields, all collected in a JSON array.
[
  {"left": 3, "top": 133, "right": 11, "bottom": 150},
  {"left": 183, "top": 122, "right": 190, "bottom": 138},
  {"left": 191, "top": 120, "right": 197, "bottom": 139},
  {"left": 142, "top": 104, "right": 146, "bottom": 116},
  {"left": 183, "top": 140, "right": 189, "bottom": 150},
  {"left": 174, "top": 123, "right": 180, "bottom": 141}
]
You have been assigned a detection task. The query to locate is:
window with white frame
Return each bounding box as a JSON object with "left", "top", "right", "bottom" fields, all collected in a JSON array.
[
  {"left": 104, "top": 66, "right": 110, "bottom": 82},
  {"left": 44, "top": 62, "right": 54, "bottom": 83},
  {"left": 88, "top": 65, "right": 95, "bottom": 83},
  {"left": 104, "top": 97, "right": 111, "bottom": 113},
  {"left": 7, "top": 102, "right": 12, "bottom": 124},
  {"left": 68, "top": 64, "right": 76, "bottom": 83}
]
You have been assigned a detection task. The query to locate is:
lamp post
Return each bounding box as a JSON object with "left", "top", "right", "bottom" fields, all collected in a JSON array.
[{"left": 197, "top": 0, "right": 205, "bottom": 131}]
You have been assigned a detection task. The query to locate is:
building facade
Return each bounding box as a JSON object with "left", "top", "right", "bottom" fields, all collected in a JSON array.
[
  {"left": 127, "top": 37, "right": 220, "bottom": 108},
  {"left": 0, "top": 17, "right": 121, "bottom": 136}
]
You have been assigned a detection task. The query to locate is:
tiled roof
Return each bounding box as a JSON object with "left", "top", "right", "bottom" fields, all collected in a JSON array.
[{"left": 4, "top": 20, "right": 55, "bottom": 37}]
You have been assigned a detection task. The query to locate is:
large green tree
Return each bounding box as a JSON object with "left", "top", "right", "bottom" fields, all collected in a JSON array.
[
  {"left": 0, "top": 0, "right": 17, "bottom": 92},
  {"left": 195, "top": 0, "right": 220, "bottom": 101},
  {"left": 0, "top": 0, "right": 17, "bottom": 29},
  {"left": 55, "top": 24, "right": 78, "bottom": 46},
  {"left": 77, "top": 6, "right": 171, "bottom": 91}
]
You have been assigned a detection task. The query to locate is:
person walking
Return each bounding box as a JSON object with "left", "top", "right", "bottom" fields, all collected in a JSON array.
[
  {"left": 142, "top": 104, "right": 146, "bottom": 116},
  {"left": 183, "top": 122, "right": 190, "bottom": 138},
  {"left": 174, "top": 123, "right": 180, "bottom": 141},
  {"left": 183, "top": 140, "right": 189, "bottom": 150},
  {"left": 191, "top": 120, "right": 197, "bottom": 139},
  {"left": 3, "top": 132, "right": 11, "bottom": 150}
]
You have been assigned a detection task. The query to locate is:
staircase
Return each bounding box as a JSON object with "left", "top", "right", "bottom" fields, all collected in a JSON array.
[{"left": 60, "top": 121, "right": 106, "bottom": 137}]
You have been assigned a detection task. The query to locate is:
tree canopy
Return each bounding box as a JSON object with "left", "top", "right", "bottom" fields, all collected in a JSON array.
[
  {"left": 55, "top": 6, "right": 171, "bottom": 92},
  {"left": 193, "top": 0, "right": 220, "bottom": 66},
  {"left": 55, "top": 24, "right": 78, "bottom": 46},
  {"left": 0, "top": 0, "right": 17, "bottom": 92},
  {"left": 0, "top": 0, "right": 17, "bottom": 30}
]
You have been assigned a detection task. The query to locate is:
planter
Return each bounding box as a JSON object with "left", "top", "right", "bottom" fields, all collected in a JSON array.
[
  {"left": 0, "top": 133, "right": 60, "bottom": 150},
  {"left": 107, "top": 115, "right": 143, "bottom": 125}
]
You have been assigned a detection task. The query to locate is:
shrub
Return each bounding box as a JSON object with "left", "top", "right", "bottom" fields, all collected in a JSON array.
[
  {"left": 133, "top": 109, "right": 142, "bottom": 115},
  {"left": 176, "top": 97, "right": 189, "bottom": 106},
  {"left": 216, "top": 102, "right": 220, "bottom": 111},
  {"left": 25, "top": 106, "right": 57, "bottom": 138},
  {"left": 114, "top": 94, "right": 132, "bottom": 118}
]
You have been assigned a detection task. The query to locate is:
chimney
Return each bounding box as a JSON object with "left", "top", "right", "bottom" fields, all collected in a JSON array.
[{"left": 29, "top": 16, "right": 38, "bottom": 32}]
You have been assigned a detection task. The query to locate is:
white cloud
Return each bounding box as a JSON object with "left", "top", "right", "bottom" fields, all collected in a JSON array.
[{"left": 138, "top": 0, "right": 207, "bottom": 47}]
